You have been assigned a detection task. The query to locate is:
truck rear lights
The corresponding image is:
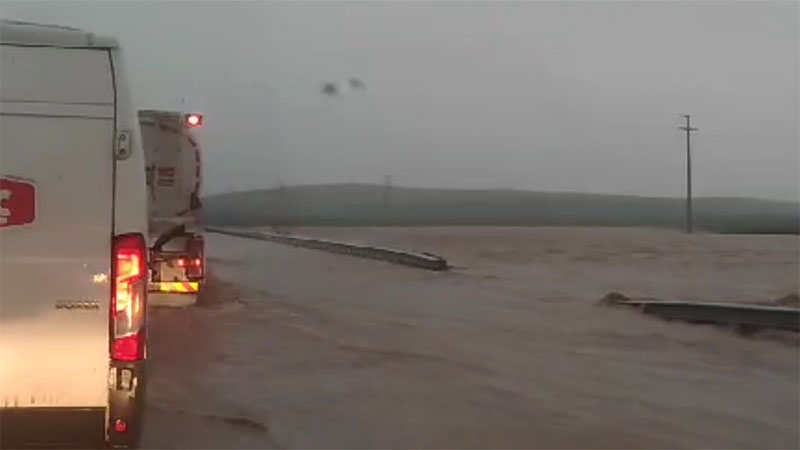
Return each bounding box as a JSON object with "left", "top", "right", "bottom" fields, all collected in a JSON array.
[
  {"left": 185, "top": 113, "right": 203, "bottom": 128},
  {"left": 186, "top": 258, "right": 203, "bottom": 279},
  {"left": 111, "top": 233, "right": 147, "bottom": 361}
]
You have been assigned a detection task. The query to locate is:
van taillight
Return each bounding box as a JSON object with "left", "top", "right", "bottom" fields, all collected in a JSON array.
[{"left": 111, "top": 234, "right": 147, "bottom": 361}]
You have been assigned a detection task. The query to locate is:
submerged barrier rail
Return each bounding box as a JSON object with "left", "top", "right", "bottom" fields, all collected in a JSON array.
[
  {"left": 206, "top": 227, "right": 449, "bottom": 271},
  {"left": 604, "top": 295, "right": 799, "bottom": 331}
]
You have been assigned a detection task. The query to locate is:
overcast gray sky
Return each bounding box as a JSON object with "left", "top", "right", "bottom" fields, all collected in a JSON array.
[{"left": 2, "top": 0, "right": 798, "bottom": 200}]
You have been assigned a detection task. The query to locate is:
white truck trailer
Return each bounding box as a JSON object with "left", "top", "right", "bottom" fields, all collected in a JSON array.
[{"left": 138, "top": 110, "right": 205, "bottom": 304}]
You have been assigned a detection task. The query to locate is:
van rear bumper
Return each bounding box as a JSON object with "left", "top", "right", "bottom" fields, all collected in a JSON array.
[
  {"left": 0, "top": 361, "right": 146, "bottom": 449},
  {"left": 0, "top": 407, "right": 105, "bottom": 449}
]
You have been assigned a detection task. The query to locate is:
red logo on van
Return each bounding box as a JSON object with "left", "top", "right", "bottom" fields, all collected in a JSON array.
[{"left": 0, "top": 177, "right": 36, "bottom": 228}]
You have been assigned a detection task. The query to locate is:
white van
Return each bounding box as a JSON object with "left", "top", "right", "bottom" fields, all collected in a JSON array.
[{"left": 0, "top": 20, "right": 148, "bottom": 448}]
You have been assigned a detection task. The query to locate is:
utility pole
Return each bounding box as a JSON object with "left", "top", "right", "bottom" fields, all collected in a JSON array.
[
  {"left": 678, "top": 114, "right": 698, "bottom": 233},
  {"left": 383, "top": 175, "right": 393, "bottom": 204}
]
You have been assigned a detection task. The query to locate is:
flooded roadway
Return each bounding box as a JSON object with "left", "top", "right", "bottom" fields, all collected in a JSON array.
[{"left": 142, "top": 228, "right": 799, "bottom": 448}]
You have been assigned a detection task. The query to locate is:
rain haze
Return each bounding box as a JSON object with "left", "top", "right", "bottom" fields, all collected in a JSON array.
[
  {"left": 2, "top": 0, "right": 798, "bottom": 200},
  {"left": 1, "top": 3, "right": 800, "bottom": 449}
]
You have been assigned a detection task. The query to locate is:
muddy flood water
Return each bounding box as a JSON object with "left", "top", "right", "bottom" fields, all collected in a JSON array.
[{"left": 143, "top": 227, "right": 799, "bottom": 449}]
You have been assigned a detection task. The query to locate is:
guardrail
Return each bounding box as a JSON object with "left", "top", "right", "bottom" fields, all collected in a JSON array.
[
  {"left": 206, "top": 227, "right": 449, "bottom": 271},
  {"left": 603, "top": 294, "right": 799, "bottom": 331}
]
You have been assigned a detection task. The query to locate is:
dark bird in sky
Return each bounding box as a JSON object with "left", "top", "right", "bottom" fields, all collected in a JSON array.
[
  {"left": 321, "top": 82, "right": 338, "bottom": 96},
  {"left": 349, "top": 77, "right": 365, "bottom": 90}
]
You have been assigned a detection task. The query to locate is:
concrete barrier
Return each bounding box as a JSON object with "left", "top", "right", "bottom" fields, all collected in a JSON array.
[
  {"left": 206, "top": 227, "right": 449, "bottom": 271},
  {"left": 601, "top": 293, "right": 800, "bottom": 331}
]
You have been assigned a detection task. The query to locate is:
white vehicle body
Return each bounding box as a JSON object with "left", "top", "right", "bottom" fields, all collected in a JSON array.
[
  {"left": 0, "top": 20, "right": 148, "bottom": 448},
  {"left": 139, "top": 110, "right": 205, "bottom": 303}
]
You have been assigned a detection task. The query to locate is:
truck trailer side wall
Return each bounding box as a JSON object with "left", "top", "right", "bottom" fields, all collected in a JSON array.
[{"left": 138, "top": 110, "right": 205, "bottom": 297}]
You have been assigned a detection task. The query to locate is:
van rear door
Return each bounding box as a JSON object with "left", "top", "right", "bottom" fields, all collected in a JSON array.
[{"left": 0, "top": 45, "right": 115, "bottom": 408}]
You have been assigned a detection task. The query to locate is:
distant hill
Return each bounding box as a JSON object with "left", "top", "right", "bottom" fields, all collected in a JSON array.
[{"left": 202, "top": 184, "right": 799, "bottom": 234}]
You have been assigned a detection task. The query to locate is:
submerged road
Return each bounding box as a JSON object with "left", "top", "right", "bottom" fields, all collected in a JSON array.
[{"left": 141, "top": 232, "right": 799, "bottom": 449}]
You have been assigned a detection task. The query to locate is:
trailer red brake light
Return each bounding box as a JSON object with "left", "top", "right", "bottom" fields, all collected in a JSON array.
[
  {"left": 112, "top": 233, "right": 147, "bottom": 361},
  {"left": 175, "top": 258, "right": 186, "bottom": 267},
  {"left": 185, "top": 113, "right": 203, "bottom": 128},
  {"left": 186, "top": 257, "right": 204, "bottom": 280}
]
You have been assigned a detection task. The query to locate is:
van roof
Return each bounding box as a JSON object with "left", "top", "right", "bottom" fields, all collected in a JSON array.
[
  {"left": 139, "top": 110, "right": 183, "bottom": 119},
  {"left": 0, "top": 19, "right": 118, "bottom": 48}
]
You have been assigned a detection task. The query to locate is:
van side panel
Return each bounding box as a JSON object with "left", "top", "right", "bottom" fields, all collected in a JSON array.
[
  {"left": 111, "top": 49, "right": 148, "bottom": 237},
  {"left": 0, "top": 46, "right": 115, "bottom": 408}
]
